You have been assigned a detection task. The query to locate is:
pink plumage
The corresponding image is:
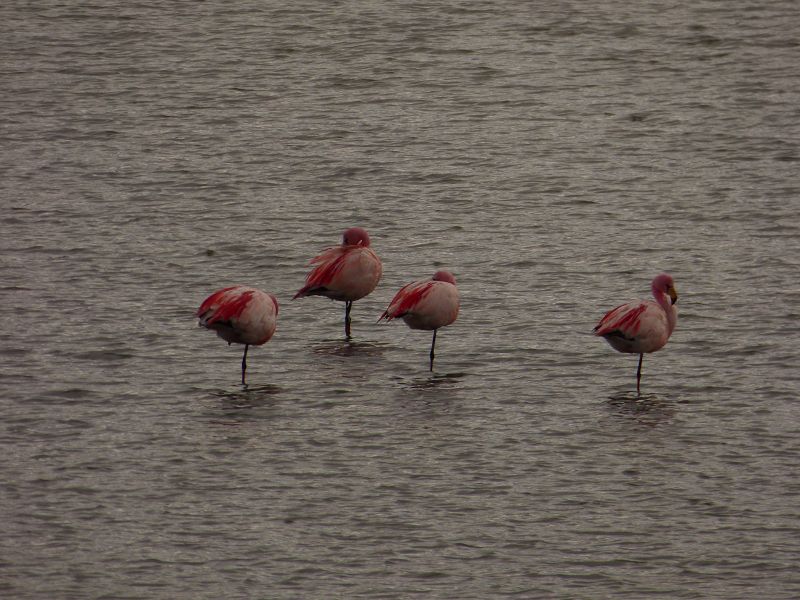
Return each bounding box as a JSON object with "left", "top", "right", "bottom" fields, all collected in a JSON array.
[
  {"left": 294, "top": 227, "right": 382, "bottom": 338},
  {"left": 594, "top": 273, "right": 678, "bottom": 393},
  {"left": 380, "top": 270, "right": 460, "bottom": 370},
  {"left": 197, "top": 285, "right": 279, "bottom": 384}
]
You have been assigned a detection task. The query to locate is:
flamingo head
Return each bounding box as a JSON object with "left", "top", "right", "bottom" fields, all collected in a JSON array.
[
  {"left": 432, "top": 270, "right": 457, "bottom": 285},
  {"left": 342, "top": 227, "right": 371, "bottom": 247},
  {"left": 653, "top": 273, "right": 678, "bottom": 305}
]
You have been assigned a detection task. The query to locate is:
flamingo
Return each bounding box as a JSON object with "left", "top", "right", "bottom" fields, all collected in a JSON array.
[
  {"left": 197, "top": 286, "right": 279, "bottom": 385},
  {"left": 379, "top": 270, "right": 460, "bottom": 371},
  {"left": 593, "top": 273, "right": 678, "bottom": 393},
  {"left": 293, "top": 227, "right": 382, "bottom": 338}
]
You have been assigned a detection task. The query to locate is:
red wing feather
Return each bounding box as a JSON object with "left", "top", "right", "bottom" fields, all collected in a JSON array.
[
  {"left": 198, "top": 287, "right": 255, "bottom": 326},
  {"left": 594, "top": 303, "right": 646, "bottom": 337},
  {"left": 294, "top": 248, "right": 348, "bottom": 298},
  {"left": 197, "top": 286, "right": 237, "bottom": 317},
  {"left": 382, "top": 281, "right": 434, "bottom": 321}
]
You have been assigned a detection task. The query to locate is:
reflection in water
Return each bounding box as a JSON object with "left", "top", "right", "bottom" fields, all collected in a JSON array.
[
  {"left": 606, "top": 393, "right": 677, "bottom": 427},
  {"left": 210, "top": 383, "right": 282, "bottom": 411},
  {"left": 310, "top": 339, "right": 388, "bottom": 393},
  {"left": 311, "top": 339, "right": 387, "bottom": 358},
  {"left": 390, "top": 372, "right": 466, "bottom": 415},
  {"left": 403, "top": 372, "right": 466, "bottom": 391},
  {"left": 202, "top": 384, "right": 284, "bottom": 427}
]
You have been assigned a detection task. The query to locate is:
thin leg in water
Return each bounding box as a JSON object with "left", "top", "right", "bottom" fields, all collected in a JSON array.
[
  {"left": 241, "top": 344, "right": 250, "bottom": 386},
  {"left": 636, "top": 353, "right": 643, "bottom": 395},
  {"left": 429, "top": 329, "right": 437, "bottom": 371},
  {"left": 344, "top": 300, "right": 353, "bottom": 338}
]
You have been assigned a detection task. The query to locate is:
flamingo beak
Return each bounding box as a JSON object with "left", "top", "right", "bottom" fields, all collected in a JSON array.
[{"left": 669, "top": 286, "right": 678, "bottom": 305}]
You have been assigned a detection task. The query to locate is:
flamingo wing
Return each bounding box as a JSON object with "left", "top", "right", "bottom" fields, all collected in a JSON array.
[
  {"left": 380, "top": 280, "right": 434, "bottom": 321},
  {"left": 594, "top": 301, "right": 647, "bottom": 339},
  {"left": 197, "top": 286, "right": 256, "bottom": 327},
  {"left": 594, "top": 300, "right": 670, "bottom": 354},
  {"left": 293, "top": 246, "right": 348, "bottom": 299}
]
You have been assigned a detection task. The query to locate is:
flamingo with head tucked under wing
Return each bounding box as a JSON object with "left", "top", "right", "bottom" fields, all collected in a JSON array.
[
  {"left": 379, "top": 270, "right": 460, "bottom": 371},
  {"left": 293, "top": 227, "right": 382, "bottom": 338},
  {"left": 594, "top": 273, "right": 678, "bottom": 393},
  {"left": 197, "top": 285, "right": 279, "bottom": 385}
]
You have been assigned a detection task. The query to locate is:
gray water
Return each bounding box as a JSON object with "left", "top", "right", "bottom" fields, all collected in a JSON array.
[{"left": 2, "top": 1, "right": 799, "bottom": 598}]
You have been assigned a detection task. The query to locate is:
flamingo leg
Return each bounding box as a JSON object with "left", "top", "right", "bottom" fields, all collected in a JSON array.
[
  {"left": 344, "top": 301, "right": 353, "bottom": 338},
  {"left": 636, "top": 353, "right": 643, "bottom": 394},
  {"left": 429, "top": 329, "right": 437, "bottom": 371},
  {"left": 241, "top": 344, "right": 249, "bottom": 386}
]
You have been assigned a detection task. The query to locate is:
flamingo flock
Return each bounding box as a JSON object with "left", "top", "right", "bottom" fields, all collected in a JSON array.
[{"left": 197, "top": 226, "right": 678, "bottom": 392}]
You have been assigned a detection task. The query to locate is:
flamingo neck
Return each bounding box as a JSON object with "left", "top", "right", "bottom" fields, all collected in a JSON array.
[{"left": 654, "top": 288, "right": 677, "bottom": 335}]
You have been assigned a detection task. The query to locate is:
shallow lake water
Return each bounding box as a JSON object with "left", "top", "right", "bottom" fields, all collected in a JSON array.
[{"left": 2, "top": 1, "right": 799, "bottom": 598}]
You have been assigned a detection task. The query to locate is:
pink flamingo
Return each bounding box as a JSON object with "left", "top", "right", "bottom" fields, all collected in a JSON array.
[
  {"left": 197, "top": 286, "right": 279, "bottom": 385},
  {"left": 594, "top": 273, "right": 678, "bottom": 393},
  {"left": 293, "top": 227, "right": 382, "bottom": 338},
  {"left": 379, "top": 270, "right": 460, "bottom": 371}
]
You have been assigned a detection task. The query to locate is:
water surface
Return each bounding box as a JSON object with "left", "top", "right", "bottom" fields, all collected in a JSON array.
[{"left": 2, "top": 1, "right": 799, "bottom": 598}]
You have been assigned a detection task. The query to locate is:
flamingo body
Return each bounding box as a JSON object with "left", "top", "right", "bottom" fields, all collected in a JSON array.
[
  {"left": 379, "top": 271, "right": 459, "bottom": 330},
  {"left": 294, "top": 227, "right": 382, "bottom": 337},
  {"left": 197, "top": 285, "right": 279, "bottom": 383},
  {"left": 594, "top": 273, "right": 678, "bottom": 392},
  {"left": 380, "top": 270, "right": 459, "bottom": 370},
  {"left": 594, "top": 301, "right": 672, "bottom": 355},
  {"left": 293, "top": 244, "right": 382, "bottom": 302}
]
